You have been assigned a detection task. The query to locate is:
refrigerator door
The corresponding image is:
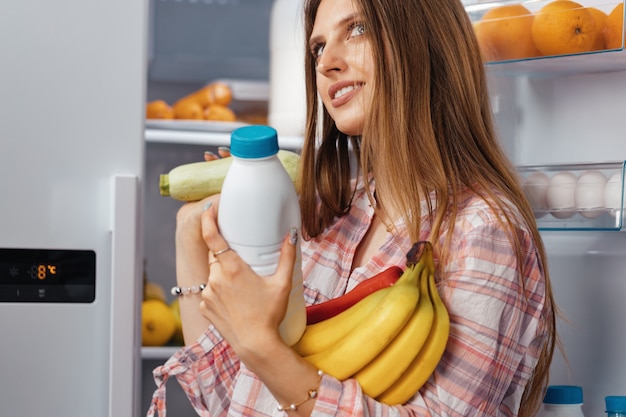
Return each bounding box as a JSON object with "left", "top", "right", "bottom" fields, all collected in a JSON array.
[
  {"left": 0, "top": 1, "right": 147, "bottom": 416},
  {"left": 488, "top": 60, "right": 626, "bottom": 415},
  {"left": 541, "top": 232, "right": 626, "bottom": 414}
]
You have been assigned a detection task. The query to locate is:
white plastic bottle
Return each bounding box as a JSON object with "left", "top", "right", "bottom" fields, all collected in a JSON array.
[
  {"left": 269, "top": 0, "right": 306, "bottom": 138},
  {"left": 217, "top": 125, "right": 306, "bottom": 346},
  {"left": 538, "top": 386, "right": 585, "bottom": 417}
]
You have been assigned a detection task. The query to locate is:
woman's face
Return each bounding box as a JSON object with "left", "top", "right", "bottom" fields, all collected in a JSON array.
[{"left": 310, "top": 0, "right": 375, "bottom": 136}]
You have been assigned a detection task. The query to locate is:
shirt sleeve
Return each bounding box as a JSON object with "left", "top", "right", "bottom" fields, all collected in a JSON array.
[
  {"left": 426, "top": 219, "right": 546, "bottom": 416},
  {"left": 147, "top": 325, "right": 241, "bottom": 417}
]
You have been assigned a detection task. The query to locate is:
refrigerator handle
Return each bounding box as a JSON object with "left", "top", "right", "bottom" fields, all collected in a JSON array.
[{"left": 109, "top": 175, "right": 140, "bottom": 417}]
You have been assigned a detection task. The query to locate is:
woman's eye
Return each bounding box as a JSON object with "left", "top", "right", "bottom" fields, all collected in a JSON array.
[
  {"left": 311, "top": 43, "right": 325, "bottom": 58},
  {"left": 350, "top": 22, "right": 365, "bottom": 38}
]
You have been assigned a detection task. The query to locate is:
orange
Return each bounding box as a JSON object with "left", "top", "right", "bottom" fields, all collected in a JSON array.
[
  {"left": 173, "top": 99, "right": 204, "bottom": 120},
  {"left": 588, "top": 7, "right": 608, "bottom": 50},
  {"left": 604, "top": 3, "right": 625, "bottom": 49},
  {"left": 146, "top": 99, "right": 174, "bottom": 119},
  {"left": 531, "top": 1, "right": 597, "bottom": 56},
  {"left": 474, "top": 4, "right": 541, "bottom": 61}
]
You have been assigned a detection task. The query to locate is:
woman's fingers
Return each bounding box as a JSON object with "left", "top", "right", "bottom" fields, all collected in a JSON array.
[
  {"left": 275, "top": 228, "right": 299, "bottom": 285},
  {"left": 203, "top": 147, "right": 231, "bottom": 161},
  {"left": 217, "top": 146, "right": 231, "bottom": 158},
  {"left": 204, "top": 151, "right": 218, "bottom": 161},
  {"left": 200, "top": 202, "right": 236, "bottom": 265}
]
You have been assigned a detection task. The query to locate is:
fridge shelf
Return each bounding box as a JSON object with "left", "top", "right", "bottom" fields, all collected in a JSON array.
[
  {"left": 519, "top": 161, "right": 625, "bottom": 231},
  {"left": 141, "top": 346, "right": 181, "bottom": 360},
  {"left": 465, "top": 0, "right": 626, "bottom": 77},
  {"left": 145, "top": 128, "right": 303, "bottom": 150}
]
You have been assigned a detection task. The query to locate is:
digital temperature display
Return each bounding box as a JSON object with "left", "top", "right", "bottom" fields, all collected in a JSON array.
[
  {"left": 23, "top": 263, "right": 58, "bottom": 281},
  {"left": 0, "top": 249, "right": 96, "bottom": 303}
]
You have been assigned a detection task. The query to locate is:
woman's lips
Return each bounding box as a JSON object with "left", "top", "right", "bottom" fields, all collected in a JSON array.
[{"left": 329, "top": 82, "right": 363, "bottom": 107}]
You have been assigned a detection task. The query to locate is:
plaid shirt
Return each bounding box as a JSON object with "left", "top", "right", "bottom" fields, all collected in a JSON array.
[{"left": 148, "top": 180, "right": 548, "bottom": 417}]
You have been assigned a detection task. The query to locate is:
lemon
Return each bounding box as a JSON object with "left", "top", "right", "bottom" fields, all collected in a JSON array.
[
  {"left": 143, "top": 280, "right": 166, "bottom": 302},
  {"left": 141, "top": 300, "right": 177, "bottom": 346},
  {"left": 169, "top": 298, "right": 185, "bottom": 346}
]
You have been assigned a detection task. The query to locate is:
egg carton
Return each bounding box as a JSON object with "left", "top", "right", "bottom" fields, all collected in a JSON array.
[{"left": 518, "top": 161, "right": 625, "bottom": 231}]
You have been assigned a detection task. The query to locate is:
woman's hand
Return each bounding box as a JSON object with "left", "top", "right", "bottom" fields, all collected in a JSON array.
[{"left": 198, "top": 203, "right": 298, "bottom": 358}]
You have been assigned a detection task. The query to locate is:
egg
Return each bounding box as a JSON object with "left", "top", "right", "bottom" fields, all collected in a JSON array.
[
  {"left": 604, "top": 171, "right": 624, "bottom": 210},
  {"left": 575, "top": 170, "right": 607, "bottom": 219},
  {"left": 545, "top": 171, "right": 577, "bottom": 219},
  {"left": 522, "top": 171, "right": 549, "bottom": 218}
]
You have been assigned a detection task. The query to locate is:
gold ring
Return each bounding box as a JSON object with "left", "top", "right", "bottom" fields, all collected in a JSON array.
[{"left": 213, "top": 247, "right": 232, "bottom": 256}]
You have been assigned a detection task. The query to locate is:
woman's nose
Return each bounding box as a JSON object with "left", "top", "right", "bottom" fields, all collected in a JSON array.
[{"left": 316, "top": 42, "right": 346, "bottom": 74}]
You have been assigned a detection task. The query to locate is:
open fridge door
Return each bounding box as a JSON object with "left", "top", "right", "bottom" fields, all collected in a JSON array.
[{"left": 0, "top": 1, "right": 148, "bottom": 416}]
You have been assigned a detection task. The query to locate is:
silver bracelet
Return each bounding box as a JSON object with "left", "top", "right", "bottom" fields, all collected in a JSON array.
[{"left": 170, "top": 283, "right": 206, "bottom": 296}]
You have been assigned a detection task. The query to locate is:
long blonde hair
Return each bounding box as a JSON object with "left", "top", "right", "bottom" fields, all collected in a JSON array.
[{"left": 299, "top": 0, "right": 557, "bottom": 415}]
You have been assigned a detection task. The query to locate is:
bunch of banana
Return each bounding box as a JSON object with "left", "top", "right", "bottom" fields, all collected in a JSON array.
[{"left": 292, "top": 241, "right": 450, "bottom": 405}]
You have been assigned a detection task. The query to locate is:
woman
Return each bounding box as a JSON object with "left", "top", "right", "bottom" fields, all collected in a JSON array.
[{"left": 148, "top": 0, "right": 557, "bottom": 416}]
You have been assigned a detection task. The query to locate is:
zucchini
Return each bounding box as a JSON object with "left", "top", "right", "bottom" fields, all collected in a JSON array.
[{"left": 159, "top": 149, "right": 301, "bottom": 202}]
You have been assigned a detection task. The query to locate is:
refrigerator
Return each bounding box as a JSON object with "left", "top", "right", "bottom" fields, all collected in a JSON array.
[
  {"left": 2, "top": 0, "right": 626, "bottom": 416},
  {"left": 0, "top": 0, "right": 148, "bottom": 416}
]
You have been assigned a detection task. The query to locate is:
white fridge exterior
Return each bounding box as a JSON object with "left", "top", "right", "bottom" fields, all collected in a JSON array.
[{"left": 0, "top": 1, "right": 148, "bottom": 416}]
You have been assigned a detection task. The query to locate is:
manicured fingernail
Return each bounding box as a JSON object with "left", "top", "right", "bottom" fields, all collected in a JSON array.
[
  {"left": 218, "top": 146, "right": 230, "bottom": 154},
  {"left": 205, "top": 151, "right": 217, "bottom": 159},
  {"left": 289, "top": 227, "right": 298, "bottom": 245},
  {"left": 203, "top": 201, "right": 213, "bottom": 211}
]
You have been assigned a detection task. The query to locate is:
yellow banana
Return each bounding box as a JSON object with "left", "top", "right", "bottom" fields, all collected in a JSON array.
[
  {"left": 376, "top": 243, "right": 450, "bottom": 406},
  {"left": 353, "top": 261, "right": 434, "bottom": 397},
  {"left": 292, "top": 287, "right": 394, "bottom": 356},
  {"left": 303, "top": 262, "right": 421, "bottom": 380}
]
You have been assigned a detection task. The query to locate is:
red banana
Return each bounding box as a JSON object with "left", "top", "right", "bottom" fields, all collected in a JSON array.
[{"left": 305, "top": 266, "right": 404, "bottom": 325}]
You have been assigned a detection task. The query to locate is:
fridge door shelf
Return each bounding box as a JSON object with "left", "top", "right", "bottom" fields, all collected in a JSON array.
[
  {"left": 486, "top": 47, "right": 626, "bottom": 78},
  {"left": 519, "top": 160, "right": 625, "bottom": 230},
  {"left": 465, "top": 0, "right": 626, "bottom": 77}
]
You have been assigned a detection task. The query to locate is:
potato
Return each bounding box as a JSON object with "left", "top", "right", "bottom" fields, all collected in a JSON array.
[
  {"left": 204, "top": 105, "right": 236, "bottom": 122},
  {"left": 146, "top": 100, "right": 174, "bottom": 119}
]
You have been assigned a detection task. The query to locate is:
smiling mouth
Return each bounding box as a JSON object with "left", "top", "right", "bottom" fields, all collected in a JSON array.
[{"left": 333, "top": 83, "right": 363, "bottom": 100}]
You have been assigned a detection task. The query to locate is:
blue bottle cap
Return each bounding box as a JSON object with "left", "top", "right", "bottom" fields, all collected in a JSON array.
[
  {"left": 606, "top": 396, "right": 626, "bottom": 412},
  {"left": 543, "top": 386, "right": 583, "bottom": 405},
  {"left": 230, "top": 125, "right": 279, "bottom": 159}
]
